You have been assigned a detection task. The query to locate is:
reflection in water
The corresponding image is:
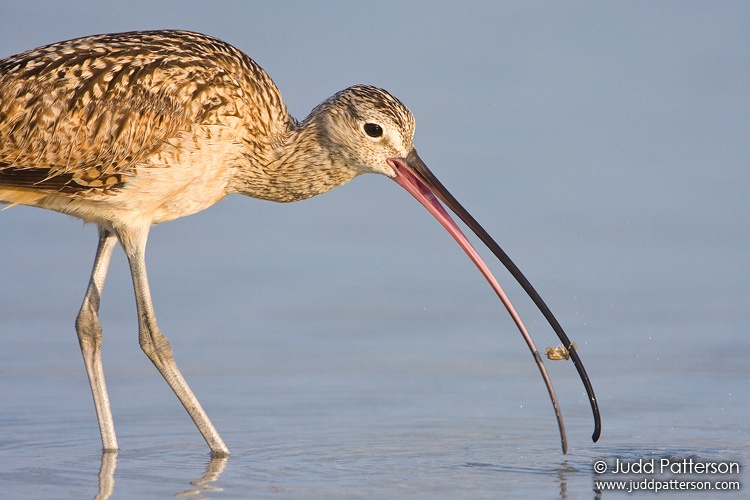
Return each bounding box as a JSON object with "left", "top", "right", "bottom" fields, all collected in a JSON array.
[
  {"left": 91, "top": 451, "right": 228, "bottom": 499},
  {"left": 558, "top": 461, "right": 604, "bottom": 500},
  {"left": 94, "top": 451, "right": 117, "bottom": 500},
  {"left": 175, "top": 455, "right": 229, "bottom": 498},
  {"left": 557, "top": 467, "right": 568, "bottom": 500}
]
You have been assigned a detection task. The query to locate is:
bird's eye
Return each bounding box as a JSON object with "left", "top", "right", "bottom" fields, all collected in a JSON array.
[{"left": 363, "top": 123, "right": 383, "bottom": 138}]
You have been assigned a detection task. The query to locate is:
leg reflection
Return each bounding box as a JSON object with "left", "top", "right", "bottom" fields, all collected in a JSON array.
[
  {"left": 94, "top": 451, "right": 117, "bottom": 500},
  {"left": 175, "top": 455, "right": 229, "bottom": 498}
]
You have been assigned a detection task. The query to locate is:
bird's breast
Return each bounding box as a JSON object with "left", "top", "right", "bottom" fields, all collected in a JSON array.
[{"left": 113, "top": 125, "right": 243, "bottom": 225}]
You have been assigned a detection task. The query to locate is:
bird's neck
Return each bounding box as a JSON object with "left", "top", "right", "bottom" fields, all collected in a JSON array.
[{"left": 229, "top": 119, "right": 358, "bottom": 203}]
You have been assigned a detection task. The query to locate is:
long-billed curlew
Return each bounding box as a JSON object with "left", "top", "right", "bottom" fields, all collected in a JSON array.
[{"left": 0, "top": 30, "right": 600, "bottom": 456}]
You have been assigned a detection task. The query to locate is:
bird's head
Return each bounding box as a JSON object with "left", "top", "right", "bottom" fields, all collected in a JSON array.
[{"left": 309, "top": 84, "right": 416, "bottom": 177}]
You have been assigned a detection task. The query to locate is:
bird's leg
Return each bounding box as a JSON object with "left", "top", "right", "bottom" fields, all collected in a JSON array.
[
  {"left": 116, "top": 225, "right": 230, "bottom": 456},
  {"left": 76, "top": 226, "right": 119, "bottom": 453}
]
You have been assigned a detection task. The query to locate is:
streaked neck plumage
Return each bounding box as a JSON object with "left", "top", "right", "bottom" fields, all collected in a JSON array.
[{"left": 229, "top": 103, "right": 360, "bottom": 203}]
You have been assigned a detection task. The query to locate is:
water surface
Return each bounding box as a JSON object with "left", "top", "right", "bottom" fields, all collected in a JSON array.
[{"left": 1, "top": 2, "right": 749, "bottom": 498}]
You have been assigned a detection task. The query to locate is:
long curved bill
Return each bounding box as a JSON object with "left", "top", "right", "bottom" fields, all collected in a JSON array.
[{"left": 387, "top": 149, "right": 601, "bottom": 453}]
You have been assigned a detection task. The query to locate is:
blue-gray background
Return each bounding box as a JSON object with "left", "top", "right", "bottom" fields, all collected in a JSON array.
[{"left": 1, "top": 2, "right": 748, "bottom": 498}]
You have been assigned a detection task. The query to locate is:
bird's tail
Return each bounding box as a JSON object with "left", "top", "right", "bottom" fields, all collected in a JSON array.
[{"left": 0, "top": 187, "right": 46, "bottom": 209}]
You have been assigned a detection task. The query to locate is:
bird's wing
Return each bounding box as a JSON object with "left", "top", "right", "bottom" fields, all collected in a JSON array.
[{"left": 0, "top": 30, "right": 287, "bottom": 197}]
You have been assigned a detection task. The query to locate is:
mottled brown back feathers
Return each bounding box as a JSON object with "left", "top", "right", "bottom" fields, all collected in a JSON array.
[{"left": 0, "top": 30, "right": 291, "bottom": 196}]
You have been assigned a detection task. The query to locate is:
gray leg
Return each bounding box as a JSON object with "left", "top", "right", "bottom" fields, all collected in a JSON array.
[
  {"left": 117, "top": 225, "right": 229, "bottom": 456},
  {"left": 76, "top": 227, "right": 119, "bottom": 452}
]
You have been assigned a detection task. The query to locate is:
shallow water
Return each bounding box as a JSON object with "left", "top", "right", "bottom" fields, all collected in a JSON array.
[{"left": 1, "top": 193, "right": 748, "bottom": 499}]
